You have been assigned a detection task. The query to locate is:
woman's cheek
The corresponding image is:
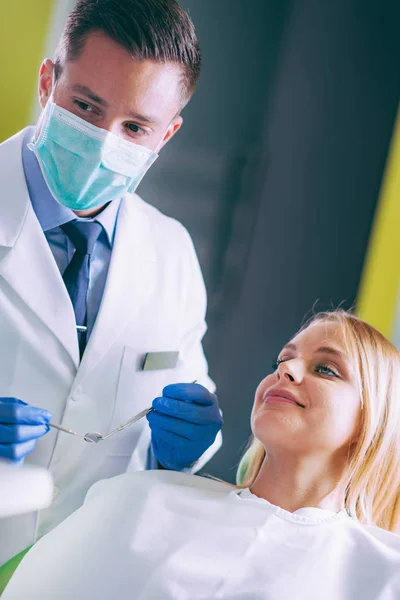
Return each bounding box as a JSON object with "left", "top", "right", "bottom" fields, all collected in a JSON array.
[{"left": 255, "top": 375, "right": 272, "bottom": 402}]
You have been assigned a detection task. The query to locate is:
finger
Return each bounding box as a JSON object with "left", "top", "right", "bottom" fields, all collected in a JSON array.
[
  {"left": 0, "top": 439, "right": 37, "bottom": 461},
  {"left": 0, "top": 400, "right": 52, "bottom": 425},
  {"left": 151, "top": 426, "right": 198, "bottom": 448},
  {"left": 147, "top": 411, "right": 211, "bottom": 441},
  {"left": 151, "top": 396, "right": 217, "bottom": 424},
  {"left": 162, "top": 383, "right": 216, "bottom": 406},
  {"left": 0, "top": 423, "right": 50, "bottom": 444},
  {"left": 0, "top": 398, "right": 26, "bottom": 407}
]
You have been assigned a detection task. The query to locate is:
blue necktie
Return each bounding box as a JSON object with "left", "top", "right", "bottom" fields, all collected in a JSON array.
[{"left": 61, "top": 220, "right": 103, "bottom": 359}]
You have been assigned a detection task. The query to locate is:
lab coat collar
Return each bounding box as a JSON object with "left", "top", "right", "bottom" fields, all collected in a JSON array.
[
  {"left": 0, "top": 128, "right": 31, "bottom": 248},
  {"left": 0, "top": 128, "right": 80, "bottom": 368}
]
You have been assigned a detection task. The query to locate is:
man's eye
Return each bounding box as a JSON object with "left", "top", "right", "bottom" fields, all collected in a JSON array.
[
  {"left": 316, "top": 364, "right": 339, "bottom": 377},
  {"left": 126, "top": 123, "right": 141, "bottom": 134},
  {"left": 73, "top": 99, "right": 92, "bottom": 112}
]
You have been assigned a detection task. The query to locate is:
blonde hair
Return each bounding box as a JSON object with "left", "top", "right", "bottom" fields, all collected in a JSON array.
[{"left": 239, "top": 310, "right": 400, "bottom": 533}]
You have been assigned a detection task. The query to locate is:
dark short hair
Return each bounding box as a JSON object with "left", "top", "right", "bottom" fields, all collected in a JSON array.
[{"left": 54, "top": 0, "right": 201, "bottom": 105}]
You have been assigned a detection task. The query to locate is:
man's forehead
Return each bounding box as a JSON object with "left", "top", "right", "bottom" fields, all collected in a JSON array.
[{"left": 61, "top": 32, "right": 184, "bottom": 112}]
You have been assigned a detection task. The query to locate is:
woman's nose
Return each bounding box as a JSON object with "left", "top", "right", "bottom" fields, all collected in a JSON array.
[
  {"left": 277, "top": 360, "right": 303, "bottom": 384},
  {"left": 283, "top": 371, "right": 295, "bottom": 382}
]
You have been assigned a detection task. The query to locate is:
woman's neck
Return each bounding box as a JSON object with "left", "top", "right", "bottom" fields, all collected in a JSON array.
[{"left": 250, "top": 451, "right": 346, "bottom": 514}]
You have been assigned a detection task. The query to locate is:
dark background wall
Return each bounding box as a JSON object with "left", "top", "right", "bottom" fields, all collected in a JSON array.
[{"left": 138, "top": 0, "right": 400, "bottom": 482}]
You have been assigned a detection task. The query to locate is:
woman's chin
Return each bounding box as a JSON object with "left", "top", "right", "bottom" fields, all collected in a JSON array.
[{"left": 252, "top": 410, "right": 306, "bottom": 446}]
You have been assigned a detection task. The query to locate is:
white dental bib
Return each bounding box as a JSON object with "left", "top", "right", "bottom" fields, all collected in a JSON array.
[{"left": 4, "top": 471, "right": 400, "bottom": 599}]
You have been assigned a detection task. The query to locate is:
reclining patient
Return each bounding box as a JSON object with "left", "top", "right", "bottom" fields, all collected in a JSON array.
[{"left": 4, "top": 310, "right": 400, "bottom": 599}]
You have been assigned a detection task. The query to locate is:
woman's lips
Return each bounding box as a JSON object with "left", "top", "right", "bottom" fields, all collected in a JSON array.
[{"left": 263, "top": 388, "right": 305, "bottom": 408}]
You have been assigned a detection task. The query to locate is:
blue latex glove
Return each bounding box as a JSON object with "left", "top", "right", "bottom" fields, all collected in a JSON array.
[
  {"left": 0, "top": 398, "right": 52, "bottom": 462},
  {"left": 147, "top": 383, "right": 223, "bottom": 471}
]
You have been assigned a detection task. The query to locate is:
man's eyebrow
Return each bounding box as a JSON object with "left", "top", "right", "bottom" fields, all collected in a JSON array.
[
  {"left": 71, "top": 84, "right": 109, "bottom": 107},
  {"left": 125, "top": 110, "right": 160, "bottom": 126},
  {"left": 71, "top": 84, "right": 160, "bottom": 126}
]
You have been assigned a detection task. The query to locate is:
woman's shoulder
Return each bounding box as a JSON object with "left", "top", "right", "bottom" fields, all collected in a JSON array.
[
  {"left": 362, "top": 522, "right": 400, "bottom": 553},
  {"left": 347, "top": 516, "right": 400, "bottom": 560}
]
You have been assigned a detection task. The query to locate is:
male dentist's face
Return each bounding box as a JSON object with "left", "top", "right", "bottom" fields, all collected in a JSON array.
[{"left": 38, "top": 31, "right": 184, "bottom": 153}]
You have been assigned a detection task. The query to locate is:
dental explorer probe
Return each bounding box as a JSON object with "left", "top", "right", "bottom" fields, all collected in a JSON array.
[{"left": 49, "top": 380, "right": 198, "bottom": 443}]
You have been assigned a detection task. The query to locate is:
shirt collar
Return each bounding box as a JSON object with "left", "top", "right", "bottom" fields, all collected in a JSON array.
[
  {"left": 22, "top": 126, "right": 120, "bottom": 246},
  {"left": 91, "top": 196, "right": 120, "bottom": 247}
]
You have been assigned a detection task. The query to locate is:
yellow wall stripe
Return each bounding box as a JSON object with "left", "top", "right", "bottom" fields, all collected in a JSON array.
[
  {"left": 357, "top": 106, "right": 400, "bottom": 338},
  {"left": 0, "top": 0, "right": 55, "bottom": 142}
]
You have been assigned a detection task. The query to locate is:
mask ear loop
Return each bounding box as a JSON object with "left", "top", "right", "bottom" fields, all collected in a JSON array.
[
  {"left": 49, "top": 65, "right": 57, "bottom": 102},
  {"left": 32, "top": 65, "right": 57, "bottom": 146},
  {"left": 154, "top": 133, "right": 166, "bottom": 155},
  {"left": 155, "top": 107, "right": 183, "bottom": 153},
  {"left": 154, "top": 116, "right": 179, "bottom": 154}
]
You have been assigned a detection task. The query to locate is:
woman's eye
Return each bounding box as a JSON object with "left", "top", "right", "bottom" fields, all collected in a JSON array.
[
  {"left": 316, "top": 364, "right": 339, "bottom": 377},
  {"left": 272, "top": 357, "right": 287, "bottom": 371}
]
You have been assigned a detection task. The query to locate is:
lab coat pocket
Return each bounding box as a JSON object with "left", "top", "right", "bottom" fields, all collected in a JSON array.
[{"left": 106, "top": 344, "right": 177, "bottom": 458}]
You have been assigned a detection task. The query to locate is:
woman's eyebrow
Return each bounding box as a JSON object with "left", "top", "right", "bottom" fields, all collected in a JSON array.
[
  {"left": 281, "top": 343, "right": 349, "bottom": 364},
  {"left": 281, "top": 343, "right": 297, "bottom": 352},
  {"left": 315, "top": 346, "right": 345, "bottom": 359},
  {"left": 281, "top": 344, "right": 350, "bottom": 366},
  {"left": 315, "top": 347, "right": 352, "bottom": 372}
]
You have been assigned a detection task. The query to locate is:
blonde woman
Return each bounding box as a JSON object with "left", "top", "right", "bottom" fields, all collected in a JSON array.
[{"left": 3, "top": 310, "right": 400, "bottom": 599}]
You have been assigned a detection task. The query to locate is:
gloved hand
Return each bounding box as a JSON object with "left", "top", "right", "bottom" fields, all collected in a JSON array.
[
  {"left": 147, "top": 382, "right": 223, "bottom": 471},
  {"left": 0, "top": 398, "right": 52, "bottom": 462}
]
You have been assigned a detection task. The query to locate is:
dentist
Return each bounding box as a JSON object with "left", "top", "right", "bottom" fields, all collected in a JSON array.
[{"left": 0, "top": 0, "right": 222, "bottom": 565}]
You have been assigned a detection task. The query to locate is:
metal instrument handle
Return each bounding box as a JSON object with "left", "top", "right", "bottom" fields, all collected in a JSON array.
[
  {"left": 99, "top": 407, "right": 154, "bottom": 440},
  {"left": 49, "top": 421, "right": 87, "bottom": 441}
]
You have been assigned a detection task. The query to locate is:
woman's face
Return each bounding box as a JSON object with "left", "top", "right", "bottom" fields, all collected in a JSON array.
[{"left": 251, "top": 321, "right": 362, "bottom": 457}]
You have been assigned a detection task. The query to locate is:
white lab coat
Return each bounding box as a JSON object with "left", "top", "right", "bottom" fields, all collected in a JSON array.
[
  {"left": 4, "top": 471, "right": 400, "bottom": 600},
  {"left": 0, "top": 129, "right": 220, "bottom": 565}
]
